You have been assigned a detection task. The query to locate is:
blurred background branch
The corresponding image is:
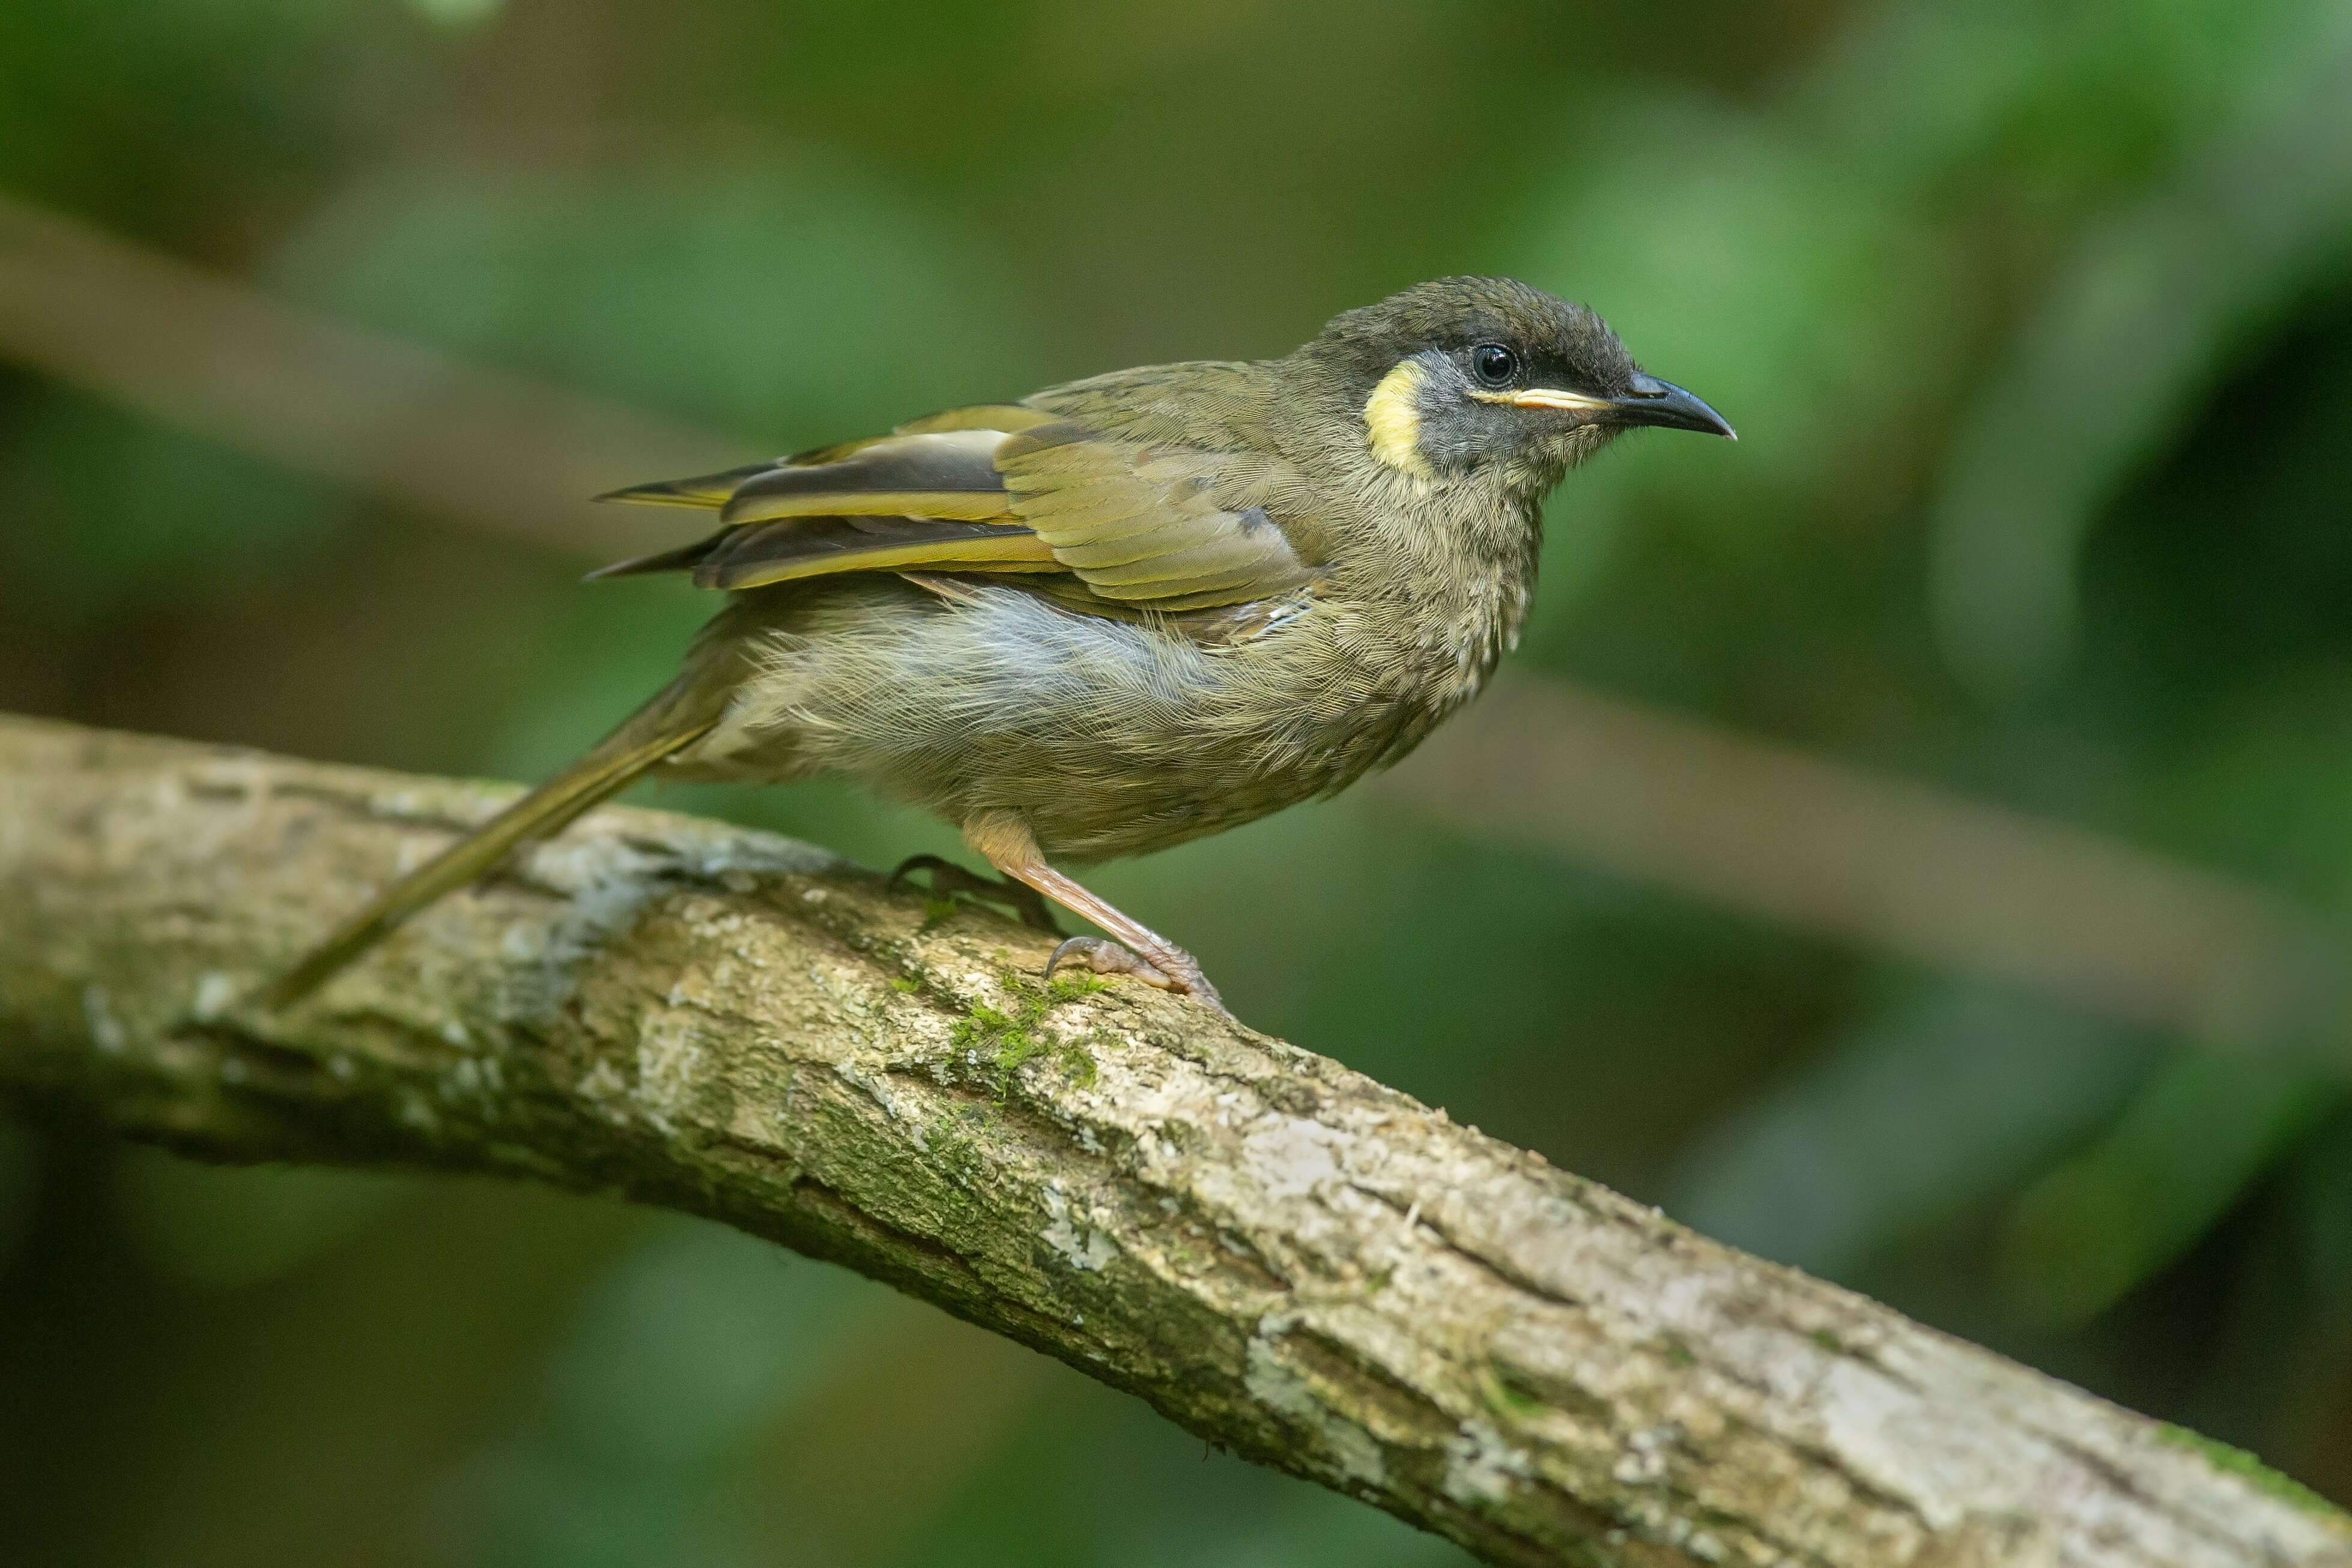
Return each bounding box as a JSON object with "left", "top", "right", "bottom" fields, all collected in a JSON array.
[
  {"left": 0, "top": 196, "right": 749, "bottom": 563},
  {"left": 5, "top": 712, "right": 2348, "bottom": 1568},
  {"left": 1377, "top": 676, "right": 2348, "bottom": 1062}
]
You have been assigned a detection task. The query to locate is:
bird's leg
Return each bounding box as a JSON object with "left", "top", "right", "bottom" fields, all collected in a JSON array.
[
  {"left": 886, "top": 853, "right": 1062, "bottom": 934},
  {"left": 961, "top": 811, "right": 1228, "bottom": 1014}
]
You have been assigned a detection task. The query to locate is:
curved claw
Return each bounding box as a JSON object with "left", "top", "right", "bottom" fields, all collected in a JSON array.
[
  {"left": 1047, "top": 935, "right": 1174, "bottom": 988},
  {"left": 1047, "top": 936, "right": 1228, "bottom": 1016}
]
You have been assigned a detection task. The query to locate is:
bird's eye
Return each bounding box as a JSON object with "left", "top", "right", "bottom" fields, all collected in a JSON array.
[{"left": 1472, "top": 344, "right": 1518, "bottom": 387}]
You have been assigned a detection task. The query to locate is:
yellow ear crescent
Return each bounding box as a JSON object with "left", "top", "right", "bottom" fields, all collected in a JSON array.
[{"left": 1363, "top": 358, "right": 1434, "bottom": 480}]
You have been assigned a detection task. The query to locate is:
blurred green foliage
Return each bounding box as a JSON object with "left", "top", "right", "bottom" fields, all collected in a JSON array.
[{"left": 7, "top": 0, "right": 2352, "bottom": 1560}]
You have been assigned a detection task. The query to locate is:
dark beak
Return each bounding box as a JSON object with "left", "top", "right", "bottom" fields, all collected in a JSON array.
[{"left": 1611, "top": 373, "right": 1736, "bottom": 440}]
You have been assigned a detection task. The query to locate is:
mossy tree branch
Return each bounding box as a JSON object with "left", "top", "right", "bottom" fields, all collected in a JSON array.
[{"left": 2, "top": 713, "right": 2346, "bottom": 1568}]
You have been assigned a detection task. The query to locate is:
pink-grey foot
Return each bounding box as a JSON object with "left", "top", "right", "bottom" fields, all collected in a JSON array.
[
  {"left": 1044, "top": 936, "right": 1225, "bottom": 1014},
  {"left": 961, "top": 810, "right": 1232, "bottom": 1016}
]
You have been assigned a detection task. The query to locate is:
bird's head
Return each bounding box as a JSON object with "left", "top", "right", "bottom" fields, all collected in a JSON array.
[{"left": 1299, "top": 276, "right": 1733, "bottom": 494}]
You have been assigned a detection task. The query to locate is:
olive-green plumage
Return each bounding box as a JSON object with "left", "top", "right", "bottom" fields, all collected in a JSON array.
[{"left": 266, "top": 277, "right": 1732, "bottom": 1012}]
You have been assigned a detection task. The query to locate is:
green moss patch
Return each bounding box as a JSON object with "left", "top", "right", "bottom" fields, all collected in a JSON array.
[{"left": 948, "top": 972, "right": 1111, "bottom": 1100}]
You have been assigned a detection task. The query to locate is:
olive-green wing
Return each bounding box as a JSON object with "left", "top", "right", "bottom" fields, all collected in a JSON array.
[
  {"left": 994, "top": 421, "right": 1322, "bottom": 612},
  {"left": 589, "top": 401, "right": 1323, "bottom": 614}
]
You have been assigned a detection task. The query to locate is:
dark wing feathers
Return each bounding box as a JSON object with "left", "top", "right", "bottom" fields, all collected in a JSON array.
[
  {"left": 720, "top": 428, "right": 1014, "bottom": 525},
  {"left": 587, "top": 401, "right": 1321, "bottom": 620},
  {"left": 692, "top": 517, "right": 1052, "bottom": 591},
  {"left": 580, "top": 534, "right": 729, "bottom": 581},
  {"left": 595, "top": 461, "right": 776, "bottom": 509}
]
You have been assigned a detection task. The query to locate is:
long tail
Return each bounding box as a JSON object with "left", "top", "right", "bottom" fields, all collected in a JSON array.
[{"left": 261, "top": 698, "right": 721, "bottom": 1010}]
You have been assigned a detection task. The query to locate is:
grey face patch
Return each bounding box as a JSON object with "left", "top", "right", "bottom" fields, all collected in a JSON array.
[{"left": 1398, "top": 350, "right": 1609, "bottom": 489}]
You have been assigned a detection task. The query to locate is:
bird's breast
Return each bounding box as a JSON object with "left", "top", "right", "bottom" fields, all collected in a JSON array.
[{"left": 1307, "top": 483, "right": 1541, "bottom": 734}]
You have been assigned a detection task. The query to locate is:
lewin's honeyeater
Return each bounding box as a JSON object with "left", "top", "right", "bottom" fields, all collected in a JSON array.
[{"left": 268, "top": 277, "right": 1733, "bottom": 1014}]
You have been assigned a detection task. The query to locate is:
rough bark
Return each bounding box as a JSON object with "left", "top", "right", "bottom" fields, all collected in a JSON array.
[{"left": 1, "top": 712, "right": 2345, "bottom": 1568}]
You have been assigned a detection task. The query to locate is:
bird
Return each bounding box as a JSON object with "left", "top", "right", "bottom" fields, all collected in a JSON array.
[{"left": 264, "top": 276, "right": 1733, "bottom": 1014}]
